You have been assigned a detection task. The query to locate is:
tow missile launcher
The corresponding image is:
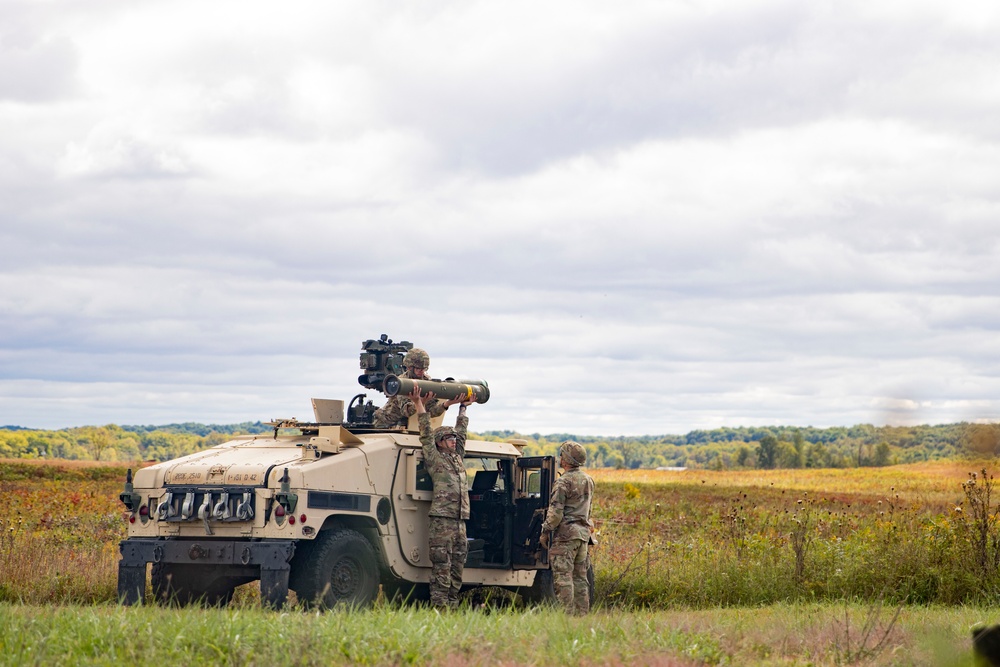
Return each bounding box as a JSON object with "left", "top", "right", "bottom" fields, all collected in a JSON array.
[
  {"left": 383, "top": 376, "right": 490, "bottom": 404},
  {"left": 116, "top": 335, "right": 592, "bottom": 609}
]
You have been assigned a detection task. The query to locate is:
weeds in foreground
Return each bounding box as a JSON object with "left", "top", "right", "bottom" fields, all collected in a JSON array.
[
  {"left": 954, "top": 469, "right": 1000, "bottom": 579},
  {"left": 832, "top": 597, "right": 903, "bottom": 665},
  {"left": 790, "top": 495, "right": 815, "bottom": 583}
]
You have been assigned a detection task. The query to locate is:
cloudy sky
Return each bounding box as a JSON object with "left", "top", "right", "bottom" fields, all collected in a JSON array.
[{"left": 2, "top": 0, "right": 999, "bottom": 436}]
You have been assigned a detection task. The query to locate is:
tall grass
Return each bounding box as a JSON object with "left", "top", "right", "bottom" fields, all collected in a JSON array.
[
  {"left": 4, "top": 459, "right": 1000, "bottom": 608},
  {"left": 0, "top": 461, "right": 126, "bottom": 604},
  {"left": 590, "top": 462, "right": 1000, "bottom": 608}
]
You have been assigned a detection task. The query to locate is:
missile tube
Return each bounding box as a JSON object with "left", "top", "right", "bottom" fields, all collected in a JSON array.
[{"left": 383, "top": 376, "right": 490, "bottom": 404}]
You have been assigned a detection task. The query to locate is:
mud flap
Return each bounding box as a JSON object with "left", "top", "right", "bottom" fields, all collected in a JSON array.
[
  {"left": 117, "top": 564, "right": 146, "bottom": 605},
  {"left": 260, "top": 567, "right": 290, "bottom": 609}
]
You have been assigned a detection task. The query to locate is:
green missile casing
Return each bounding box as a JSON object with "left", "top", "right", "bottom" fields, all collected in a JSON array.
[{"left": 382, "top": 376, "right": 490, "bottom": 404}]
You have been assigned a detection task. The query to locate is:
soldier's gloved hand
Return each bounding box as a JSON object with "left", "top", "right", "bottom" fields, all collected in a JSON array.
[{"left": 539, "top": 532, "right": 550, "bottom": 549}]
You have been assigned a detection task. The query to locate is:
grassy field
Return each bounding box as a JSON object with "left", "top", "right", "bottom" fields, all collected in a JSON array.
[
  {"left": 2, "top": 457, "right": 999, "bottom": 664},
  {"left": 0, "top": 600, "right": 990, "bottom": 666},
  {"left": 589, "top": 462, "right": 1000, "bottom": 608}
]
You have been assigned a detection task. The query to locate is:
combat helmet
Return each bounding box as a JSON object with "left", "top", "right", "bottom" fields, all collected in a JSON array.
[
  {"left": 433, "top": 425, "right": 458, "bottom": 443},
  {"left": 403, "top": 348, "right": 430, "bottom": 370},
  {"left": 559, "top": 440, "right": 586, "bottom": 467}
]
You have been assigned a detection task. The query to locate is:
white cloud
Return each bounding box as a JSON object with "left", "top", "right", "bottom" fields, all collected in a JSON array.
[{"left": 1, "top": 0, "right": 999, "bottom": 435}]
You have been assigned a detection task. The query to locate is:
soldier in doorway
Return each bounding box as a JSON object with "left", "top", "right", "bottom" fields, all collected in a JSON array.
[{"left": 410, "top": 385, "right": 476, "bottom": 609}]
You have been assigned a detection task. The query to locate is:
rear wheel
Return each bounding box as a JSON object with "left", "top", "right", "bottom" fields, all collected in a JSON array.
[
  {"left": 151, "top": 563, "right": 237, "bottom": 607},
  {"left": 521, "top": 568, "right": 555, "bottom": 605},
  {"left": 520, "top": 563, "right": 595, "bottom": 607},
  {"left": 291, "top": 528, "right": 379, "bottom": 609}
]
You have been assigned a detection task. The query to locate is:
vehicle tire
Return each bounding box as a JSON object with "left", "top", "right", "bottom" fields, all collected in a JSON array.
[
  {"left": 521, "top": 564, "right": 596, "bottom": 607},
  {"left": 291, "top": 528, "right": 379, "bottom": 609},
  {"left": 520, "top": 568, "right": 555, "bottom": 605},
  {"left": 151, "top": 562, "right": 235, "bottom": 607},
  {"left": 382, "top": 581, "right": 430, "bottom": 606}
]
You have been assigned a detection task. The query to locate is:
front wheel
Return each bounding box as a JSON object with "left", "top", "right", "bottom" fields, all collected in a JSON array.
[{"left": 291, "top": 528, "right": 379, "bottom": 609}]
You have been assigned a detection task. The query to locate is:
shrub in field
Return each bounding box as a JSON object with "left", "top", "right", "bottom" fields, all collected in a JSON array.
[
  {"left": 953, "top": 469, "right": 1000, "bottom": 580},
  {"left": 0, "top": 469, "right": 127, "bottom": 604}
]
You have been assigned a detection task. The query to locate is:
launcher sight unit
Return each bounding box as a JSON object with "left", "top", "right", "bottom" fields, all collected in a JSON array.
[{"left": 358, "top": 334, "right": 413, "bottom": 390}]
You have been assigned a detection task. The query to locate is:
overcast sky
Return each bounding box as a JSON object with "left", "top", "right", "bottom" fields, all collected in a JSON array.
[{"left": 2, "top": 0, "right": 999, "bottom": 436}]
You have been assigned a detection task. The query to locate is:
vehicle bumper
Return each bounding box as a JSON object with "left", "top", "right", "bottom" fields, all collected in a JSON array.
[{"left": 117, "top": 538, "right": 296, "bottom": 608}]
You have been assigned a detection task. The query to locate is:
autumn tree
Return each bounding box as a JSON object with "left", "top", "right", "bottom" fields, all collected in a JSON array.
[{"left": 757, "top": 435, "right": 778, "bottom": 469}]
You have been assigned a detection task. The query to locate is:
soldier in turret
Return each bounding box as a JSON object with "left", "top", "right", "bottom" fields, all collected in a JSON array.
[
  {"left": 409, "top": 385, "right": 475, "bottom": 609},
  {"left": 540, "top": 440, "right": 595, "bottom": 614},
  {"left": 373, "top": 348, "right": 458, "bottom": 428}
]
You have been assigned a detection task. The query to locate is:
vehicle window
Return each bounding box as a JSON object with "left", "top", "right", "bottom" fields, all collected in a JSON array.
[
  {"left": 526, "top": 471, "right": 540, "bottom": 495},
  {"left": 465, "top": 457, "right": 504, "bottom": 492},
  {"left": 414, "top": 460, "right": 433, "bottom": 492}
]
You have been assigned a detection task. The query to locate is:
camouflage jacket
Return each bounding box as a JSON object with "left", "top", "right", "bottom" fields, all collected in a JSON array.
[
  {"left": 542, "top": 467, "right": 595, "bottom": 542},
  {"left": 419, "top": 411, "right": 469, "bottom": 520},
  {"left": 373, "top": 390, "right": 447, "bottom": 428}
]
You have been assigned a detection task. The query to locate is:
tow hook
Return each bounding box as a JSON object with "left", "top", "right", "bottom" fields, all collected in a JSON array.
[
  {"left": 236, "top": 492, "right": 254, "bottom": 520},
  {"left": 213, "top": 492, "right": 230, "bottom": 520},
  {"left": 156, "top": 494, "right": 172, "bottom": 520},
  {"left": 181, "top": 492, "right": 195, "bottom": 519},
  {"left": 198, "top": 496, "right": 214, "bottom": 535}
]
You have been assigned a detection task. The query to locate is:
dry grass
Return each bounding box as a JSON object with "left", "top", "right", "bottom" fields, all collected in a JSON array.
[
  {"left": 0, "top": 457, "right": 145, "bottom": 471},
  {"left": 592, "top": 460, "right": 972, "bottom": 502},
  {"left": 0, "top": 465, "right": 127, "bottom": 604}
]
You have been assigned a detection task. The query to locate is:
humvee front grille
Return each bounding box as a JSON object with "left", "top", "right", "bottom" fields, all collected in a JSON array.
[{"left": 157, "top": 487, "right": 257, "bottom": 523}]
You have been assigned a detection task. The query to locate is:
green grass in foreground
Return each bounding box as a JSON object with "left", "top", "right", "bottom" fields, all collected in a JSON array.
[{"left": 0, "top": 601, "right": 988, "bottom": 666}]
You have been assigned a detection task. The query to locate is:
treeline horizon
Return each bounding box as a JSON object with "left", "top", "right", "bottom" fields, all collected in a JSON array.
[{"left": 2, "top": 420, "right": 998, "bottom": 470}]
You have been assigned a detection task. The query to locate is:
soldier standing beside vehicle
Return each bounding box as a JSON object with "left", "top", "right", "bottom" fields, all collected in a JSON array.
[
  {"left": 410, "top": 385, "right": 476, "bottom": 609},
  {"left": 374, "top": 348, "right": 456, "bottom": 428},
  {"left": 540, "top": 440, "right": 595, "bottom": 615}
]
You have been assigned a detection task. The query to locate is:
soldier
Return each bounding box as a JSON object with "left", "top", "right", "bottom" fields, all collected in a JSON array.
[
  {"left": 373, "top": 348, "right": 456, "bottom": 428},
  {"left": 540, "top": 440, "right": 595, "bottom": 615},
  {"left": 409, "top": 385, "right": 476, "bottom": 609}
]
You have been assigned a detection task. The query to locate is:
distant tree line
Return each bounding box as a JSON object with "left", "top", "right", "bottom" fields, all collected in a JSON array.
[
  {"left": 479, "top": 422, "right": 1000, "bottom": 470},
  {"left": 0, "top": 422, "right": 269, "bottom": 463},
  {"left": 0, "top": 421, "right": 997, "bottom": 469}
]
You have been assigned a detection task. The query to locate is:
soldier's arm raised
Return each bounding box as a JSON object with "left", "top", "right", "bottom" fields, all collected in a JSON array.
[
  {"left": 410, "top": 387, "right": 438, "bottom": 460},
  {"left": 454, "top": 392, "right": 474, "bottom": 457}
]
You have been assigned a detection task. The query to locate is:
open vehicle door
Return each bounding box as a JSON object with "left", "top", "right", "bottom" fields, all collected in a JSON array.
[{"left": 511, "top": 455, "right": 557, "bottom": 568}]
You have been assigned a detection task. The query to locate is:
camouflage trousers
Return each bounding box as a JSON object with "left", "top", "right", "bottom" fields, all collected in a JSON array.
[
  {"left": 428, "top": 516, "right": 468, "bottom": 609},
  {"left": 549, "top": 538, "right": 590, "bottom": 615}
]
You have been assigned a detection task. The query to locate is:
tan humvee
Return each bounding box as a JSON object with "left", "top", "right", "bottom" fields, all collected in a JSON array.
[{"left": 117, "top": 345, "right": 581, "bottom": 608}]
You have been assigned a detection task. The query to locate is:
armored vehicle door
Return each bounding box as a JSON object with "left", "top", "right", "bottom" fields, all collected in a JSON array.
[
  {"left": 393, "top": 449, "right": 555, "bottom": 572},
  {"left": 393, "top": 449, "right": 512, "bottom": 570},
  {"left": 511, "top": 455, "right": 556, "bottom": 568}
]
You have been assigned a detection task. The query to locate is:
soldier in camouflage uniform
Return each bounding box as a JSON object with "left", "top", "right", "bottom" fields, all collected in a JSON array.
[
  {"left": 373, "top": 348, "right": 455, "bottom": 428},
  {"left": 540, "top": 440, "right": 595, "bottom": 615},
  {"left": 409, "top": 385, "right": 476, "bottom": 609}
]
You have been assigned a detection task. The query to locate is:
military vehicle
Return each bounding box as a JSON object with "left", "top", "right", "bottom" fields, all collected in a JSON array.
[{"left": 117, "top": 335, "right": 590, "bottom": 608}]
